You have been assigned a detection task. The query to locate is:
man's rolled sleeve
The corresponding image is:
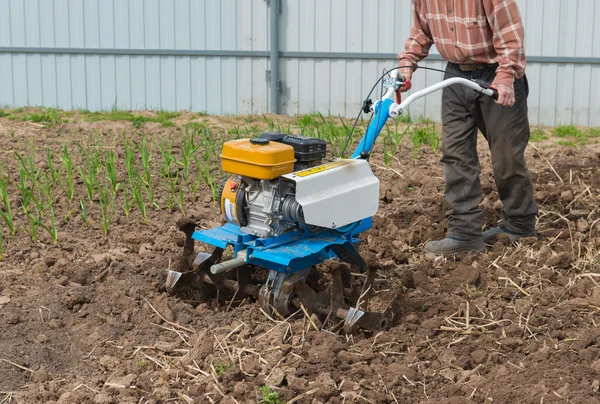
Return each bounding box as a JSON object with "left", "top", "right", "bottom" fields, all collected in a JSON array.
[
  {"left": 397, "top": 3, "right": 433, "bottom": 67},
  {"left": 485, "top": 0, "right": 526, "bottom": 88}
]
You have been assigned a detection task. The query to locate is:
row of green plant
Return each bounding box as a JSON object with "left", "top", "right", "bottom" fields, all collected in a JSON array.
[{"left": 0, "top": 125, "right": 226, "bottom": 255}]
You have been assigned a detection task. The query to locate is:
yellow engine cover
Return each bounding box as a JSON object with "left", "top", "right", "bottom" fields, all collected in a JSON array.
[{"left": 220, "top": 139, "right": 296, "bottom": 180}]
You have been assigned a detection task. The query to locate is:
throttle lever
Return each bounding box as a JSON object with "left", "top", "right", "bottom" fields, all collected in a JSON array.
[
  {"left": 395, "top": 79, "right": 412, "bottom": 104},
  {"left": 471, "top": 79, "right": 499, "bottom": 100}
]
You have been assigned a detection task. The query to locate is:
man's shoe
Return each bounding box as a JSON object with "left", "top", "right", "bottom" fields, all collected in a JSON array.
[
  {"left": 423, "top": 237, "right": 485, "bottom": 255},
  {"left": 482, "top": 225, "right": 536, "bottom": 245}
]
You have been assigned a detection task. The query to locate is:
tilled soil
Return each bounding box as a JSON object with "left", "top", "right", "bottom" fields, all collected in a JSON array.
[{"left": 1, "top": 114, "right": 600, "bottom": 404}]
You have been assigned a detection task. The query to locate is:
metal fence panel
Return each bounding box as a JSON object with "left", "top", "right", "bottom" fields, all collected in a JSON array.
[{"left": 0, "top": 0, "right": 598, "bottom": 126}]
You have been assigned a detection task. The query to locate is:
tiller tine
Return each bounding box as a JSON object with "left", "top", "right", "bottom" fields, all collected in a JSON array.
[
  {"left": 165, "top": 251, "right": 213, "bottom": 294},
  {"left": 343, "top": 267, "right": 395, "bottom": 334},
  {"left": 343, "top": 306, "right": 394, "bottom": 334}
]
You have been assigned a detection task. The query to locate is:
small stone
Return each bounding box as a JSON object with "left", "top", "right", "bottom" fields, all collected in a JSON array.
[
  {"left": 99, "top": 355, "right": 118, "bottom": 370},
  {"left": 591, "top": 359, "right": 600, "bottom": 374},
  {"left": 35, "top": 334, "right": 48, "bottom": 344},
  {"left": 503, "top": 324, "right": 522, "bottom": 338},
  {"left": 471, "top": 349, "right": 488, "bottom": 364},
  {"left": 560, "top": 190, "right": 574, "bottom": 203},
  {"left": 105, "top": 374, "right": 137, "bottom": 389},
  {"left": 286, "top": 375, "right": 308, "bottom": 392},
  {"left": 0, "top": 296, "right": 11, "bottom": 306},
  {"left": 592, "top": 380, "right": 600, "bottom": 393},
  {"left": 315, "top": 372, "right": 336, "bottom": 399},
  {"left": 139, "top": 243, "right": 154, "bottom": 256},
  {"left": 6, "top": 313, "right": 20, "bottom": 325},
  {"left": 589, "top": 288, "right": 600, "bottom": 307},
  {"left": 94, "top": 393, "right": 115, "bottom": 404},
  {"left": 30, "top": 367, "right": 52, "bottom": 383},
  {"left": 545, "top": 252, "right": 572, "bottom": 269},
  {"left": 48, "top": 319, "right": 63, "bottom": 329},
  {"left": 338, "top": 350, "right": 362, "bottom": 365},
  {"left": 233, "top": 381, "right": 248, "bottom": 395},
  {"left": 58, "top": 276, "right": 69, "bottom": 286},
  {"left": 576, "top": 219, "right": 590, "bottom": 233},
  {"left": 404, "top": 314, "right": 419, "bottom": 324},
  {"left": 265, "top": 367, "right": 286, "bottom": 387},
  {"left": 385, "top": 363, "right": 417, "bottom": 385},
  {"left": 309, "top": 313, "right": 322, "bottom": 330},
  {"left": 91, "top": 253, "right": 111, "bottom": 264}
]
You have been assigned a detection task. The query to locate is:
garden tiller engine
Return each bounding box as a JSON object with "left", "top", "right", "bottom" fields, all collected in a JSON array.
[{"left": 166, "top": 68, "right": 498, "bottom": 333}]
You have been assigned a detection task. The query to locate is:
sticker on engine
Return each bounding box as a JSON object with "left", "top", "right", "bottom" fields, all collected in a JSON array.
[
  {"left": 294, "top": 160, "right": 351, "bottom": 177},
  {"left": 224, "top": 199, "right": 236, "bottom": 222}
]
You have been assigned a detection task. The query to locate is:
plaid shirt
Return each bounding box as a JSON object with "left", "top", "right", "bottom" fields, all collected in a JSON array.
[{"left": 397, "top": 0, "right": 526, "bottom": 87}]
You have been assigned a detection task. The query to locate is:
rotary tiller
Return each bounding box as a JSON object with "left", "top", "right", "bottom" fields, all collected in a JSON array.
[{"left": 165, "top": 68, "right": 498, "bottom": 334}]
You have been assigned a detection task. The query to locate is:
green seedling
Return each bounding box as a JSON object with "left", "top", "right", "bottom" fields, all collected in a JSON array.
[
  {"left": 25, "top": 208, "right": 39, "bottom": 242},
  {"left": 104, "top": 149, "right": 119, "bottom": 194},
  {"left": 15, "top": 153, "right": 35, "bottom": 215},
  {"left": 46, "top": 149, "right": 60, "bottom": 186},
  {"left": 123, "top": 134, "right": 136, "bottom": 185},
  {"left": 132, "top": 179, "right": 148, "bottom": 224},
  {"left": 194, "top": 155, "right": 220, "bottom": 205},
  {"left": 158, "top": 138, "right": 175, "bottom": 180},
  {"left": 76, "top": 142, "right": 102, "bottom": 204},
  {"left": 80, "top": 199, "right": 89, "bottom": 228},
  {"left": 134, "top": 134, "right": 153, "bottom": 185},
  {"left": 180, "top": 127, "right": 201, "bottom": 181},
  {"left": 98, "top": 175, "right": 119, "bottom": 236},
  {"left": 58, "top": 145, "right": 75, "bottom": 203},
  {"left": 258, "top": 386, "right": 283, "bottom": 404},
  {"left": 122, "top": 185, "right": 133, "bottom": 217},
  {"left": 383, "top": 138, "right": 393, "bottom": 167},
  {"left": 29, "top": 203, "right": 58, "bottom": 245},
  {"left": 0, "top": 227, "right": 4, "bottom": 261},
  {"left": 174, "top": 171, "right": 186, "bottom": 216},
  {"left": 409, "top": 120, "right": 439, "bottom": 159},
  {"left": 0, "top": 178, "right": 15, "bottom": 237},
  {"left": 76, "top": 163, "right": 96, "bottom": 204}
]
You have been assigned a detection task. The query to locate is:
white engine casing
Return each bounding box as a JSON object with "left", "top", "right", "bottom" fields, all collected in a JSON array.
[{"left": 282, "top": 159, "right": 380, "bottom": 229}]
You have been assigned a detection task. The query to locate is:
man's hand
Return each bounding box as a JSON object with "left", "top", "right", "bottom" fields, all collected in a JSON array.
[
  {"left": 398, "top": 62, "right": 414, "bottom": 93},
  {"left": 495, "top": 84, "right": 515, "bottom": 107}
]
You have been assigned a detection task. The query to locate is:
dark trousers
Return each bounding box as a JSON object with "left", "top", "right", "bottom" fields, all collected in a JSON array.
[{"left": 441, "top": 62, "right": 538, "bottom": 241}]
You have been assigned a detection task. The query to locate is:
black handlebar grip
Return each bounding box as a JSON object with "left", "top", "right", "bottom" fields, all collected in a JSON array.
[{"left": 471, "top": 79, "right": 499, "bottom": 101}]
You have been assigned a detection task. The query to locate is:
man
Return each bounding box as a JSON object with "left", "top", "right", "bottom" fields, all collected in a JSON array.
[{"left": 397, "top": 0, "right": 538, "bottom": 255}]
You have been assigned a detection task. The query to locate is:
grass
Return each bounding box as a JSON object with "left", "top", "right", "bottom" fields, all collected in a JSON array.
[
  {"left": 0, "top": 107, "right": 180, "bottom": 128},
  {"left": 554, "top": 124, "right": 583, "bottom": 138},
  {"left": 530, "top": 127, "right": 548, "bottom": 142},
  {"left": 5, "top": 108, "right": 67, "bottom": 125},
  {"left": 552, "top": 124, "right": 599, "bottom": 147},
  {"left": 588, "top": 127, "right": 600, "bottom": 138},
  {"left": 81, "top": 109, "right": 179, "bottom": 128}
]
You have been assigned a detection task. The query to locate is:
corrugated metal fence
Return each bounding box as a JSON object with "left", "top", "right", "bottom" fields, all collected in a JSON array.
[{"left": 0, "top": 0, "right": 598, "bottom": 126}]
